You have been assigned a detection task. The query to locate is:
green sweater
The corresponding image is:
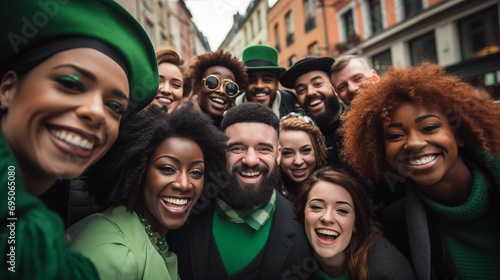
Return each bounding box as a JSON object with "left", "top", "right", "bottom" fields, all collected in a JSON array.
[
  {"left": 0, "top": 131, "right": 99, "bottom": 279},
  {"left": 418, "top": 150, "right": 500, "bottom": 279}
]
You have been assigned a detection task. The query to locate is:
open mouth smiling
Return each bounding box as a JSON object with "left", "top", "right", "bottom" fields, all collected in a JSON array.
[
  {"left": 240, "top": 170, "right": 261, "bottom": 177},
  {"left": 161, "top": 197, "right": 190, "bottom": 211},
  {"left": 156, "top": 97, "right": 173, "bottom": 105},
  {"left": 316, "top": 228, "right": 340, "bottom": 242},
  {"left": 210, "top": 96, "right": 227, "bottom": 105},
  {"left": 401, "top": 154, "right": 438, "bottom": 166},
  {"left": 50, "top": 127, "right": 98, "bottom": 150}
]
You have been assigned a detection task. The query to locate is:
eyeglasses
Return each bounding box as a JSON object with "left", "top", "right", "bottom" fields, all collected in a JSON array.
[
  {"left": 280, "top": 112, "right": 317, "bottom": 126},
  {"left": 202, "top": 75, "right": 240, "bottom": 98}
]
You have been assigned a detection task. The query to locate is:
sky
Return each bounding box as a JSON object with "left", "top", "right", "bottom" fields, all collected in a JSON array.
[{"left": 185, "top": 0, "right": 277, "bottom": 50}]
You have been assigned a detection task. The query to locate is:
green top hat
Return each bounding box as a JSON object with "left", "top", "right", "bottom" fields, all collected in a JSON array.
[
  {"left": 242, "top": 45, "right": 286, "bottom": 76},
  {"left": 0, "top": 0, "right": 158, "bottom": 112}
]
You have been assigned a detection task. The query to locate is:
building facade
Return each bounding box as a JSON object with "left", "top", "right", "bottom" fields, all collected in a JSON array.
[
  {"left": 265, "top": 0, "right": 499, "bottom": 99},
  {"left": 331, "top": 0, "right": 499, "bottom": 99},
  {"left": 219, "top": 0, "right": 269, "bottom": 59},
  {"left": 115, "top": 0, "right": 210, "bottom": 61},
  {"left": 268, "top": 0, "right": 331, "bottom": 68}
]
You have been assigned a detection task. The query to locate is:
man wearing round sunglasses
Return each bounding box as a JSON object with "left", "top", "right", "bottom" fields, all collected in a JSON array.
[
  {"left": 235, "top": 45, "right": 298, "bottom": 118},
  {"left": 189, "top": 49, "right": 248, "bottom": 128}
]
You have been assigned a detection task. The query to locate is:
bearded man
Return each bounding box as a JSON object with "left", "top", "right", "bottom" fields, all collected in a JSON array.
[
  {"left": 235, "top": 45, "right": 297, "bottom": 118},
  {"left": 167, "top": 102, "right": 312, "bottom": 280},
  {"left": 280, "top": 57, "right": 348, "bottom": 168}
]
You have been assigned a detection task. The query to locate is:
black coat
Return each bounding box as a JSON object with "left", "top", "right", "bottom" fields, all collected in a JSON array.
[{"left": 167, "top": 192, "right": 313, "bottom": 280}]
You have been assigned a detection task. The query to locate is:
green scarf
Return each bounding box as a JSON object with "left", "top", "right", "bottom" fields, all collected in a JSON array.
[
  {"left": 215, "top": 190, "right": 276, "bottom": 231},
  {"left": 0, "top": 131, "right": 99, "bottom": 279}
]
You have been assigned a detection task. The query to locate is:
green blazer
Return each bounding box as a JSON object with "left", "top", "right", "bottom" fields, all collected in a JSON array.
[{"left": 67, "top": 206, "right": 178, "bottom": 280}]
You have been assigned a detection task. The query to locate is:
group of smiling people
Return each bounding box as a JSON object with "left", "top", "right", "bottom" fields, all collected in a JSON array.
[{"left": 1, "top": 1, "right": 500, "bottom": 280}]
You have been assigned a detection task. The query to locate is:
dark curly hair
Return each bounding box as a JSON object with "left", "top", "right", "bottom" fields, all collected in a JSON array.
[
  {"left": 221, "top": 102, "right": 279, "bottom": 132},
  {"left": 86, "top": 104, "right": 228, "bottom": 214},
  {"left": 294, "top": 167, "right": 381, "bottom": 280},
  {"left": 341, "top": 62, "right": 500, "bottom": 181},
  {"left": 189, "top": 49, "right": 248, "bottom": 96}
]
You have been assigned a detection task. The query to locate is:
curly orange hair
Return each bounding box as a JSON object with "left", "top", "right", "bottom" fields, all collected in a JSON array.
[{"left": 341, "top": 62, "right": 500, "bottom": 181}]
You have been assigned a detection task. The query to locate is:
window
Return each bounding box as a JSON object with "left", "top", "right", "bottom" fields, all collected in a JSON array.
[
  {"left": 145, "top": 20, "right": 155, "bottom": 43},
  {"left": 342, "top": 10, "right": 357, "bottom": 44},
  {"left": 371, "top": 49, "right": 392, "bottom": 75},
  {"left": 459, "top": 8, "right": 500, "bottom": 59},
  {"left": 274, "top": 24, "right": 281, "bottom": 51},
  {"left": 368, "top": 0, "right": 383, "bottom": 35},
  {"left": 288, "top": 55, "right": 297, "bottom": 68},
  {"left": 286, "top": 11, "right": 295, "bottom": 45},
  {"left": 161, "top": 33, "right": 167, "bottom": 46},
  {"left": 143, "top": 0, "right": 152, "bottom": 10},
  {"left": 250, "top": 19, "right": 254, "bottom": 37},
  {"left": 158, "top": 2, "right": 166, "bottom": 27},
  {"left": 403, "top": 0, "right": 422, "bottom": 19},
  {"left": 308, "top": 42, "right": 319, "bottom": 57},
  {"left": 257, "top": 10, "right": 262, "bottom": 31},
  {"left": 409, "top": 31, "right": 437, "bottom": 65},
  {"left": 304, "top": 0, "right": 316, "bottom": 32}
]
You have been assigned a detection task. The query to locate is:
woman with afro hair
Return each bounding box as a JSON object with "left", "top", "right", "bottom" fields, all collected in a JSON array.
[
  {"left": 66, "top": 104, "right": 228, "bottom": 280},
  {"left": 186, "top": 49, "right": 248, "bottom": 128},
  {"left": 341, "top": 62, "right": 500, "bottom": 280}
]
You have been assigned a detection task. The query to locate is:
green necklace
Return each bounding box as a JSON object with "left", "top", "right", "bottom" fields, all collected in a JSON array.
[{"left": 138, "top": 214, "right": 168, "bottom": 252}]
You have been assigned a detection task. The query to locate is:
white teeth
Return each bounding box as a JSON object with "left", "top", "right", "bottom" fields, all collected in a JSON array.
[
  {"left": 157, "top": 97, "right": 172, "bottom": 104},
  {"left": 255, "top": 92, "right": 267, "bottom": 97},
  {"left": 408, "top": 155, "right": 436, "bottom": 166},
  {"left": 317, "top": 229, "right": 339, "bottom": 237},
  {"left": 162, "top": 197, "right": 188, "bottom": 205},
  {"left": 210, "top": 97, "right": 226, "bottom": 105},
  {"left": 240, "top": 171, "right": 261, "bottom": 177},
  {"left": 309, "top": 99, "right": 321, "bottom": 106},
  {"left": 51, "top": 129, "right": 94, "bottom": 150}
]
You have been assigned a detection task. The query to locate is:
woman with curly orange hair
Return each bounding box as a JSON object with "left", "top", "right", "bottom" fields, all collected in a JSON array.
[
  {"left": 187, "top": 49, "right": 248, "bottom": 128},
  {"left": 279, "top": 113, "right": 327, "bottom": 202},
  {"left": 341, "top": 62, "right": 500, "bottom": 280}
]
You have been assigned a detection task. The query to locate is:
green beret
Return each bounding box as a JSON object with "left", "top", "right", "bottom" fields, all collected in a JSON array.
[{"left": 0, "top": 0, "right": 158, "bottom": 111}]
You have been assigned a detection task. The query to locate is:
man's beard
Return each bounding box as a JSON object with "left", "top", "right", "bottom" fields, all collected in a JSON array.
[
  {"left": 312, "top": 93, "right": 341, "bottom": 127},
  {"left": 220, "top": 161, "right": 280, "bottom": 209}
]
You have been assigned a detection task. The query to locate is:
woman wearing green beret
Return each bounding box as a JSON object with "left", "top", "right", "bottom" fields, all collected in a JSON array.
[{"left": 0, "top": 0, "right": 158, "bottom": 278}]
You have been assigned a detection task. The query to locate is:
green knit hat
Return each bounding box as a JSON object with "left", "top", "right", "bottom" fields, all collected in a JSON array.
[
  {"left": 0, "top": 0, "right": 158, "bottom": 112},
  {"left": 242, "top": 45, "right": 286, "bottom": 76}
]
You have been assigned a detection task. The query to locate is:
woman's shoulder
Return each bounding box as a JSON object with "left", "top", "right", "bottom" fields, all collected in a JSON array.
[
  {"left": 66, "top": 206, "right": 147, "bottom": 250},
  {"left": 367, "top": 237, "right": 417, "bottom": 280},
  {"left": 66, "top": 206, "right": 154, "bottom": 279}
]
